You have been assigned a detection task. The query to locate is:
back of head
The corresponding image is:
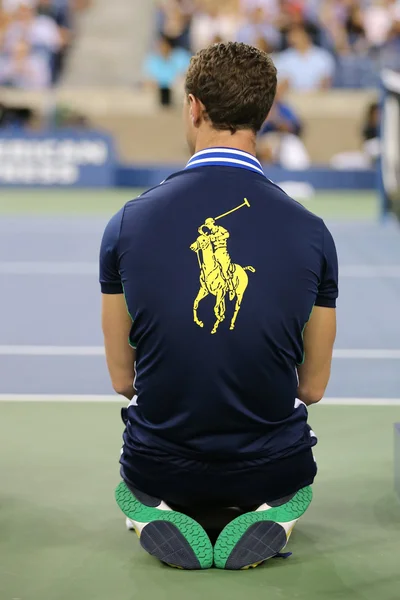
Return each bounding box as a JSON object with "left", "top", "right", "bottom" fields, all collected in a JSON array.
[{"left": 185, "top": 42, "right": 277, "bottom": 136}]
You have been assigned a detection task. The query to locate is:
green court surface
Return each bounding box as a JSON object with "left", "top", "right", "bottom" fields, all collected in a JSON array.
[
  {"left": 0, "top": 189, "right": 378, "bottom": 219},
  {"left": 1, "top": 401, "right": 399, "bottom": 600}
]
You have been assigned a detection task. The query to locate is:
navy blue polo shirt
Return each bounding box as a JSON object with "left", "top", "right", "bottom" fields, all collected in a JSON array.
[{"left": 100, "top": 148, "right": 338, "bottom": 462}]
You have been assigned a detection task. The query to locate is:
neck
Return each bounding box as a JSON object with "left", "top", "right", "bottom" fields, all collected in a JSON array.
[
  {"left": 297, "top": 44, "right": 311, "bottom": 54},
  {"left": 194, "top": 127, "right": 257, "bottom": 157}
]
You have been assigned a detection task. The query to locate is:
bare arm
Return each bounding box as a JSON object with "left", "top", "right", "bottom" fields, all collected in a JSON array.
[
  {"left": 297, "top": 306, "right": 336, "bottom": 405},
  {"left": 102, "top": 293, "right": 136, "bottom": 400}
]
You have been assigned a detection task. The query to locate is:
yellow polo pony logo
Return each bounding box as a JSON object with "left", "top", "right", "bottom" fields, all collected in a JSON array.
[{"left": 190, "top": 199, "right": 255, "bottom": 335}]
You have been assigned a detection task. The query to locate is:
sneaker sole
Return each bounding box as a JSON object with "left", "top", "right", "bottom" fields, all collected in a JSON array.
[
  {"left": 214, "top": 486, "right": 313, "bottom": 570},
  {"left": 115, "top": 481, "right": 213, "bottom": 569}
]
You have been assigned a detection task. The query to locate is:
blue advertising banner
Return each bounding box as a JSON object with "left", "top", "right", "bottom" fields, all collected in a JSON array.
[{"left": 0, "top": 130, "right": 116, "bottom": 187}]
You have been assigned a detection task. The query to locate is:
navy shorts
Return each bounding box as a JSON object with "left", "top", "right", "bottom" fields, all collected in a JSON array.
[{"left": 120, "top": 419, "right": 317, "bottom": 509}]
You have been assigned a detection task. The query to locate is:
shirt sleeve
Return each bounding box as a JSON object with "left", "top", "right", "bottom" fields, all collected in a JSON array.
[
  {"left": 99, "top": 208, "right": 124, "bottom": 294},
  {"left": 315, "top": 224, "right": 339, "bottom": 308}
]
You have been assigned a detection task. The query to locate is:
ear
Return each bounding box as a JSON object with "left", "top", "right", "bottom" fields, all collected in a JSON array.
[{"left": 188, "top": 94, "right": 204, "bottom": 128}]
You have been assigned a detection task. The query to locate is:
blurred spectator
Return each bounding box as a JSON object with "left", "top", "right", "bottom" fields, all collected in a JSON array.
[
  {"left": 4, "top": 4, "right": 61, "bottom": 54},
  {"left": 345, "top": 4, "right": 368, "bottom": 53},
  {"left": 335, "top": 51, "right": 378, "bottom": 88},
  {"left": 0, "top": 38, "right": 51, "bottom": 88},
  {"left": 0, "top": 9, "right": 11, "bottom": 49},
  {"left": 257, "top": 81, "right": 310, "bottom": 168},
  {"left": 362, "top": 100, "right": 381, "bottom": 163},
  {"left": 190, "top": 2, "right": 241, "bottom": 53},
  {"left": 318, "top": 0, "right": 351, "bottom": 47},
  {"left": 236, "top": 6, "right": 280, "bottom": 52},
  {"left": 378, "top": 37, "right": 400, "bottom": 71},
  {"left": 1, "top": 0, "right": 36, "bottom": 13},
  {"left": 172, "top": 0, "right": 400, "bottom": 88},
  {"left": 376, "top": 4, "right": 400, "bottom": 71},
  {"left": 276, "top": 1, "right": 322, "bottom": 50},
  {"left": 334, "top": 23, "right": 377, "bottom": 88},
  {"left": 0, "top": 0, "right": 79, "bottom": 87},
  {"left": 274, "top": 24, "right": 335, "bottom": 90},
  {"left": 260, "top": 82, "right": 302, "bottom": 139},
  {"left": 363, "top": 0, "right": 397, "bottom": 48},
  {"left": 331, "top": 99, "right": 381, "bottom": 169},
  {"left": 36, "top": 0, "right": 72, "bottom": 43},
  {"left": 157, "top": 0, "right": 193, "bottom": 50},
  {"left": 144, "top": 34, "right": 191, "bottom": 106},
  {"left": 363, "top": 101, "right": 380, "bottom": 142},
  {"left": 36, "top": 0, "right": 73, "bottom": 83},
  {"left": 240, "top": 0, "right": 279, "bottom": 21}
]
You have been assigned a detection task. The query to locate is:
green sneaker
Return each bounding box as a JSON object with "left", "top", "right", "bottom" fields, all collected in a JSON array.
[
  {"left": 115, "top": 481, "right": 213, "bottom": 570},
  {"left": 213, "top": 486, "right": 313, "bottom": 570}
]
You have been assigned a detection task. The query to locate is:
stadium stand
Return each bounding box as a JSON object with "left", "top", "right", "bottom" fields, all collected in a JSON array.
[
  {"left": 2, "top": 0, "right": 399, "bottom": 90},
  {"left": 0, "top": 0, "right": 398, "bottom": 173},
  {"left": 0, "top": 0, "right": 78, "bottom": 87},
  {"left": 62, "top": 0, "right": 154, "bottom": 86},
  {"left": 154, "top": 0, "right": 400, "bottom": 90}
]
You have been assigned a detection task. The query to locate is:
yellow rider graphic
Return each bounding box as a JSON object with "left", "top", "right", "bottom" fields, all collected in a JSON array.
[
  {"left": 198, "top": 218, "right": 234, "bottom": 294},
  {"left": 190, "top": 198, "right": 256, "bottom": 335}
]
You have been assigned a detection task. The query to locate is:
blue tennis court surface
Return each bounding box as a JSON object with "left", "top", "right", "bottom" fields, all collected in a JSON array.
[{"left": 0, "top": 190, "right": 399, "bottom": 400}]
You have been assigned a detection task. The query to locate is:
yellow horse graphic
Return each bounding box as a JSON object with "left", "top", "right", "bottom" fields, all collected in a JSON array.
[{"left": 190, "top": 232, "right": 255, "bottom": 335}]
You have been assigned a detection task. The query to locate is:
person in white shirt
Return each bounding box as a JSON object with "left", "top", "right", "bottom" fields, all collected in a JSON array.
[
  {"left": 4, "top": 3, "right": 61, "bottom": 53},
  {"left": 363, "top": 0, "right": 400, "bottom": 48},
  {"left": 0, "top": 38, "right": 51, "bottom": 88},
  {"left": 275, "top": 24, "right": 335, "bottom": 91},
  {"left": 190, "top": 4, "right": 241, "bottom": 52}
]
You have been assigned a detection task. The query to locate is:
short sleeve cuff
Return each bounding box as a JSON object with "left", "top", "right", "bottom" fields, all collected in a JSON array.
[
  {"left": 100, "top": 281, "right": 124, "bottom": 294},
  {"left": 315, "top": 297, "right": 336, "bottom": 308}
]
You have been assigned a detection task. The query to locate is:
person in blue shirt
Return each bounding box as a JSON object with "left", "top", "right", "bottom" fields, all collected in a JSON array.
[
  {"left": 100, "top": 42, "right": 338, "bottom": 571},
  {"left": 144, "top": 34, "right": 191, "bottom": 106},
  {"left": 236, "top": 6, "right": 281, "bottom": 52},
  {"left": 275, "top": 24, "right": 335, "bottom": 90}
]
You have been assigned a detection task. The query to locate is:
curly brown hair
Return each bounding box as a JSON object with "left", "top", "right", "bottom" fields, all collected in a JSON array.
[{"left": 185, "top": 42, "right": 277, "bottom": 134}]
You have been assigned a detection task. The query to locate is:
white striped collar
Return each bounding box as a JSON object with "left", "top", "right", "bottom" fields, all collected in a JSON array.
[{"left": 185, "top": 147, "right": 265, "bottom": 176}]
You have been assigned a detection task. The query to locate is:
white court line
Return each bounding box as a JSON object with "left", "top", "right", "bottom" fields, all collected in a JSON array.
[
  {"left": 321, "top": 398, "right": 400, "bottom": 406},
  {"left": 340, "top": 266, "right": 400, "bottom": 278},
  {"left": 0, "top": 394, "right": 399, "bottom": 406},
  {"left": 0, "top": 346, "right": 105, "bottom": 356},
  {"left": 1, "top": 262, "right": 400, "bottom": 277},
  {"left": 0, "top": 262, "right": 97, "bottom": 274},
  {"left": 333, "top": 349, "right": 400, "bottom": 359},
  {"left": 1, "top": 346, "right": 400, "bottom": 359},
  {"left": 0, "top": 394, "right": 122, "bottom": 403}
]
